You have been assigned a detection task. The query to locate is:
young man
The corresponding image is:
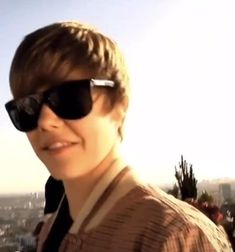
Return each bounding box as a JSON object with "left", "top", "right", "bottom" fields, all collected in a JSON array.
[{"left": 5, "top": 21, "right": 232, "bottom": 251}]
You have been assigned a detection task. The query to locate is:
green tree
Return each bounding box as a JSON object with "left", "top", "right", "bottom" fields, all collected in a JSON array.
[{"left": 175, "top": 155, "right": 197, "bottom": 201}]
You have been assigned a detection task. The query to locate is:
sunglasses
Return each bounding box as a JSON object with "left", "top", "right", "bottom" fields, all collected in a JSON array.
[{"left": 5, "top": 79, "right": 115, "bottom": 132}]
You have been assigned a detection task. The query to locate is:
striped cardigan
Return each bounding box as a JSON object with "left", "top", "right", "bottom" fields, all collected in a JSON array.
[{"left": 37, "top": 167, "right": 232, "bottom": 251}]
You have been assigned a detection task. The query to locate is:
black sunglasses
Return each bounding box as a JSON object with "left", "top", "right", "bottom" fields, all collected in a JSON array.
[{"left": 5, "top": 79, "right": 115, "bottom": 132}]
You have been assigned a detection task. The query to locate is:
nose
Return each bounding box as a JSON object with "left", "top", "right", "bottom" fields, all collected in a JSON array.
[{"left": 37, "top": 104, "right": 64, "bottom": 131}]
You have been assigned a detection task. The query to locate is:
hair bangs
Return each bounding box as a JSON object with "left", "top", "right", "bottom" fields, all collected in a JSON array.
[{"left": 10, "top": 49, "right": 75, "bottom": 99}]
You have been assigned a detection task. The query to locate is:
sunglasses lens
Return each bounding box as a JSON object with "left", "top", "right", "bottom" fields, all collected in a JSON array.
[
  {"left": 5, "top": 80, "right": 97, "bottom": 132},
  {"left": 5, "top": 95, "right": 41, "bottom": 132},
  {"left": 48, "top": 82, "right": 92, "bottom": 120}
]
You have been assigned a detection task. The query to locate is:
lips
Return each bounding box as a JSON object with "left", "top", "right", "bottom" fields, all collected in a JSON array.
[
  {"left": 46, "top": 142, "right": 74, "bottom": 150},
  {"left": 42, "top": 140, "right": 78, "bottom": 151}
]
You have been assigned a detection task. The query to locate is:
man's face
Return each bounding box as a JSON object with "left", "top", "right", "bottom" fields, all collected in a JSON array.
[{"left": 26, "top": 69, "right": 121, "bottom": 180}]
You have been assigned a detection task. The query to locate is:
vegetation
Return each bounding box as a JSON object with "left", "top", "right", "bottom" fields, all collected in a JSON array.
[
  {"left": 172, "top": 155, "right": 235, "bottom": 250},
  {"left": 175, "top": 155, "right": 197, "bottom": 201},
  {"left": 167, "top": 183, "right": 179, "bottom": 198},
  {"left": 197, "top": 190, "right": 214, "bottom": 206}
]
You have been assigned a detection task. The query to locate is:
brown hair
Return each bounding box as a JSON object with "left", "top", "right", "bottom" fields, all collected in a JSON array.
[{"left": 9, "top": 21, "right": 130, "bottom": 139}]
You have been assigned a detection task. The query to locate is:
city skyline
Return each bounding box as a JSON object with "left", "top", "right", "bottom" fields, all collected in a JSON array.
[{"left": 0, "top": 0, "right": 235, "bottom": 193}]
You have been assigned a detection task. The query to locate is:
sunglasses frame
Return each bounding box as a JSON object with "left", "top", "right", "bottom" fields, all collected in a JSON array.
[{"left": 5, "top": 79, "right": 115, "bottom": 132}]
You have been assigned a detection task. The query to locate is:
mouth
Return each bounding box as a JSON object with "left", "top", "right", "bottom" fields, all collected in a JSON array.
[{"left": 43, "top": 142, "right": 78, "bottom": 152}]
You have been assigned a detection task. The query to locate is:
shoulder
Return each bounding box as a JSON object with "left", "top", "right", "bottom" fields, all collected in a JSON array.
[{"left": 112, "top": 183, "right": 232, "bottom": 251}]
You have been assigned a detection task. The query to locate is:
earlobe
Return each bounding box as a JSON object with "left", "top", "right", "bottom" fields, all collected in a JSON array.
[
  {"left": 111, "top": 103, "right": 126, "bottom": 127},
  {"left": 111, "top": 103, "right": 126, "bottom": 142}
]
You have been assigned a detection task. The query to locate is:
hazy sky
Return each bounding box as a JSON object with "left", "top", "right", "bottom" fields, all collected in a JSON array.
[{"left": 0, "top": 0, "right": 235, "bottom": 193}]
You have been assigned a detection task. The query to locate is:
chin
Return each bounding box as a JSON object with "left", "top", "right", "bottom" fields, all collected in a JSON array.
[
  {"left": 49, "top": 167, "right": 86, "bottom": 181},
  {"left": 50, "top": 171, "right": 77, "bottom": 181},
  {"left": 47, "top": 160, "right": 97, "bottom": 181}
]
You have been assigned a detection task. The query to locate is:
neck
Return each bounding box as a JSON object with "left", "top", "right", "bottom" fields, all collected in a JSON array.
[{"left": 63, "top": 145, "right": 123, "bottom": 220}]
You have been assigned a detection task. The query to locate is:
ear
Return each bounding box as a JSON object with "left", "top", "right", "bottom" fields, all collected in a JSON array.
[{"left": 110, "top": 99, "right": 128, "bottom": 127}]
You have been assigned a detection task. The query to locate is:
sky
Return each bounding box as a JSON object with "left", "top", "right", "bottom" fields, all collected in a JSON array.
[{"left": 0, "top": 0, "right": 235, "bottom": 193}]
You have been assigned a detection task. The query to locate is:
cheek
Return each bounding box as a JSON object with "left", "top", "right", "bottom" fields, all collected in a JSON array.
[
  {"left": 26, "top": 132, "right": 33, "bottom": 145},
  {"left": 93, "top": 119, "right": 116, "bottom": 141},
  {"left": 73, "top": 116, "right": 117, "bottom": 151},
  {"left": 95, "top": 119, "right": 117, "bottom": 150},
  {"left": 26, "top": 132, "right": 39, "bottom": 152}
]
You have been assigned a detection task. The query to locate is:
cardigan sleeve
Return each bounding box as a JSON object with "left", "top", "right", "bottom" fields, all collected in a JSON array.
[
  {"left": 144, "top": 223, "right": 232, "bottom": 252},
  {"left": 160, "top": 226, "right": 217, "bottom": 252}
]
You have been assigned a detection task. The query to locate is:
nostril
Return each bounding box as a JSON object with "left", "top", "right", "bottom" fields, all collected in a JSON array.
[{"left": 37, "top": 105, "right": 63, "bottom": 131}]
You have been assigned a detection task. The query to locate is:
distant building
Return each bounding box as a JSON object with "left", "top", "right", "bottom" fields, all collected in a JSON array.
[
  {"left": 0, "top": 245, "right": 18, "bottom": 252},
  {"left": 219, "top": 183, "right": 232, "bottom": 205},
  {"left": 16, "top": 233, "right": 36, "bottom": 251}
]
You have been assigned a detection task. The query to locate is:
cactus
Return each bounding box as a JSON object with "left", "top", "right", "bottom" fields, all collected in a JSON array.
[{"left": 175, "top": 155, "right": 197, "bottom": 201}]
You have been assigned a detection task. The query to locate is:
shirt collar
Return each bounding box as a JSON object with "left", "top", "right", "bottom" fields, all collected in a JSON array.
[{"left": 69, "top": 157, "right": 127, "bottom": 234}]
